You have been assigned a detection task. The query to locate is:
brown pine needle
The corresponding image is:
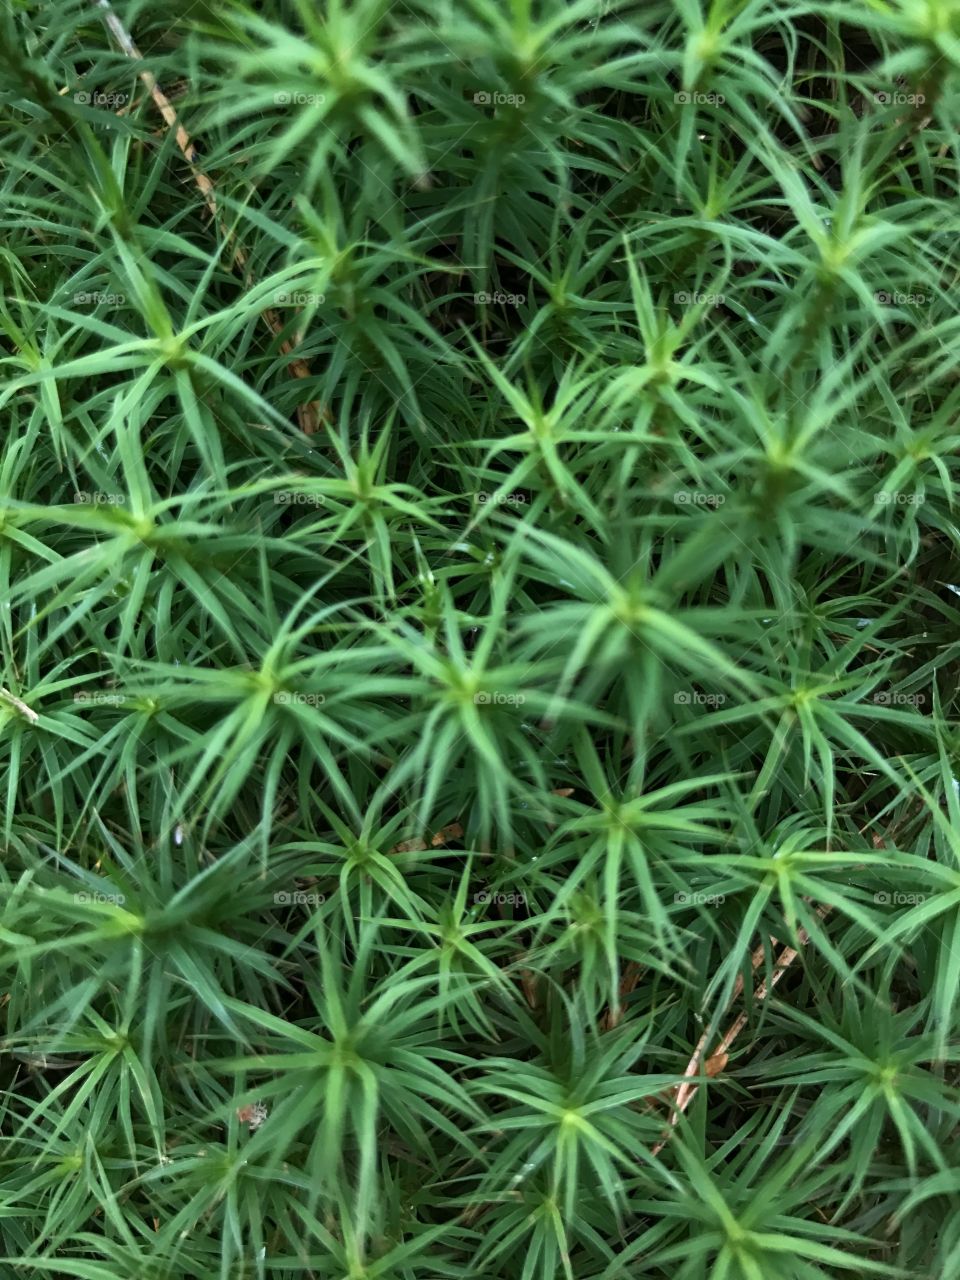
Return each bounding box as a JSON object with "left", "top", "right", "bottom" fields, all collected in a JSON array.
[
  {"left": 652, "top": 905, "right": 833, "bottom": 1156},
  {"left": 94, "top": 0, "right": 322, "bottom": 433}
]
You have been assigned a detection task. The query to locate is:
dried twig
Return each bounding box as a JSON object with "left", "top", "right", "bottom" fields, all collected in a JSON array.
[
  {"left": 652, "top": 905, "right": 833, "bottom": 1155},
  {"left": 94, "top": 0, "right": 322, "bottom": 433},
  {"left": 601, "top": 961, "right": 643, "bottom": 1031}
]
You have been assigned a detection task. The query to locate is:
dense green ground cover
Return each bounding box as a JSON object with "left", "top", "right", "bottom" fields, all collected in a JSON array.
[{"left": 2, "top": 0, "right": 960, "bottom": 1275}]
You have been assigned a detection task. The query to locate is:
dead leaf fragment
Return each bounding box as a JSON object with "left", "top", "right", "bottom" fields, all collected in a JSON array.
[
  {"left": 431, "top": 821, "right": 464, "bottom": 846},
  {"left": 391, "top": 838, "right": 428, "bottom": 854},
  {"left": 705, "top": 1049, "right": 728, "bottom": 1077},
  {"left": 236, "top": 1101, "right": 268, "bottom": 1130}
]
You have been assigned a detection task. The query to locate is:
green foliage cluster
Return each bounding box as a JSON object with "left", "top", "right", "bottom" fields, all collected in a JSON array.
[{"left": 2, "top": 0, "right": 960, "bottom": 1275}]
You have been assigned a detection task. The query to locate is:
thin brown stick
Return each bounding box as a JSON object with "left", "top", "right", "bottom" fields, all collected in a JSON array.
[
  {"left": 95, "top": 0, "right": 322, "bottom": 433},
  {"left": 601, "top": 961, "right": 643, "bottom": 1031},
  {"left": 652, "top": 905, "right": 833, "bottom": 1155}
]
